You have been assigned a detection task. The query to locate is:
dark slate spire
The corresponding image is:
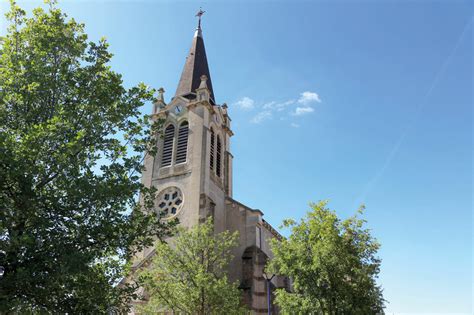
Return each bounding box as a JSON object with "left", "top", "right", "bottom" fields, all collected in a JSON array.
[{"left": 175, "top": 10, "right": 215, "bottom": 103}]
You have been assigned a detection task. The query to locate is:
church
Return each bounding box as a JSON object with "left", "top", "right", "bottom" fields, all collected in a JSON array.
[{"left": 131, "top": 12, "right": 287, "bottom": 313}]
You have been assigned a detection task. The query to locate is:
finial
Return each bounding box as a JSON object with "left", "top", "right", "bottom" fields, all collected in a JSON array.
[
  {"left": 198, "top": 75, "right": 208, "bottom": 89},
  {"left": 154, "top": 87, "right": 166, "bottom": 113},
  {"left": 196, "top": 8, "right": 205, "bottom": 29},
  {"left": 157, "top": 87, "right": 165, "bottom": 102},
  {"left": 196, "top": 75, "right": 210, "bottom": 101}
]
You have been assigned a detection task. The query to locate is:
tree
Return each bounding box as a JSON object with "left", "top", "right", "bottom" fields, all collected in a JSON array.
[
  {"left": 137, "top": 219, "right": 247, "bottom": 315},
  {"left": 267, "top": 201, "right": 385, "bottom": 314},
  {"left": 0, "top": 1, "right": 174, "bottom": 313}
]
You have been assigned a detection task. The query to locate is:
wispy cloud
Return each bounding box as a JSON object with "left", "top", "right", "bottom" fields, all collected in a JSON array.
[
  {"left": 234, "top": 97, "right": 255, "bottom": 110},
  {"left": 263, "top": 100, "right": 295, "bottom": 112},
  {"left": 290, "top": 123, "right": 300, "bottom": 128},
  {"left": 248, "top": 90, "right": 321, "bottom": 123},
  {"left": 292, "top": 106, "right": 315, "bottom": 116},
  {"left": 250, "top": 110, "right": 272, "bottom": 124},
  {"left": 298, "top": 91, "right": 321, "bottom": 105}
]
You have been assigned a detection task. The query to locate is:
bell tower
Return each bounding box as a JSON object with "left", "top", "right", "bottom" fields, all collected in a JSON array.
[
  {"left": 140, "top": 11, "right": 233, "bottom": 233},
  {"left": 132, "top": 11, "right": 289, "bottom": 313}
]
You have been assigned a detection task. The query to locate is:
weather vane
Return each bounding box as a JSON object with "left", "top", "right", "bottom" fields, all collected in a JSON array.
[{"left": 196, "top": 8, "right": 205, "bottom": 28}]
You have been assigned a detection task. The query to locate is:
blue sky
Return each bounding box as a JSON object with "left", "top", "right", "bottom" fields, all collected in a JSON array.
[{"left": 1, "top": 0, "right": 472, "bottom": 313}]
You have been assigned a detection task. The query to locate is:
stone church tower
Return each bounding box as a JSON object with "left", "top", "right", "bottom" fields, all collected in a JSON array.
[{"left": 132, "top": 13, "right": 287, "bottom": 314}]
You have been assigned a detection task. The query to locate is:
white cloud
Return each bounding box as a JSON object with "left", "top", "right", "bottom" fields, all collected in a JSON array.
[
  {"left": 262, "top": 101, "right": 276, "bottom": 110},
  {"left": 243, "top": 90, "right": 320, "bottom": 123},
  {"left": 297, "top": 91, "right": 321, "bottom": 105},
  {"left": 292, "top": 106, "right": 315, "bottom": 116},
  {"left": 234, "top": 97, "right": 255, "bottom": 110},
  {"left": 263, "top": 100, "right": 295, "bottom": 111},
  {"left": 251, "top": 111, "right": 272, "bottom": 124}
]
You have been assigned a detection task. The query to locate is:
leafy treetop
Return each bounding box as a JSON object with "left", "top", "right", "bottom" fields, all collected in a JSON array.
[
  {"left": 0, "top": 1, "right": 173, "bottom": 313},
  {"left": 267, "top": 201, "right": 385, "bottom": 315},
  {"left": 138, "top": 219, "right": 248, "bottom": 315}
]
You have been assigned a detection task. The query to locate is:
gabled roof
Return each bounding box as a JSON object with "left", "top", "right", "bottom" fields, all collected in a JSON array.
[{"left": 175, "top": 24, "right": 215, "bottom": 104}]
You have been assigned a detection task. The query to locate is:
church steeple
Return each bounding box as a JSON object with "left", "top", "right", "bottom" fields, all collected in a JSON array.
[{"left": 175, "top": 9, "right": 216, "bottom": 104}]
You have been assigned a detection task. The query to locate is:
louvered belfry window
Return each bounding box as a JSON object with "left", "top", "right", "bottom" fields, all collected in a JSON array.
[
  {"left": 176, "top": 121, "right": 189, "bottom": 164},
  {"left": 161, "top": 124, "right": 175, "bottom": 167},
  {"left": 216, "top": 136, "right": 222, "bottom": 177},
  {"left": 210, "top": 128, "right": 215, "bottom": 171}
]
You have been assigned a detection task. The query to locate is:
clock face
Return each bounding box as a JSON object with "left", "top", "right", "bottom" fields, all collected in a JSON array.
[{"left": 174, "top": 105, "right": 184, "bottom": 115}]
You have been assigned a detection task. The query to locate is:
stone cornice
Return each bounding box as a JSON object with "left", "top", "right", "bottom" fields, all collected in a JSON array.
[
  {"left": 261, "top": 219, "right": 284, "bottom": 241},
  {"left": 225, "top": 197, "right": 264, "bottom": 216}
]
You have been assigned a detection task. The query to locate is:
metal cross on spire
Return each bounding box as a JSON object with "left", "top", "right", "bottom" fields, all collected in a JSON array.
[{"left": 196, "top": 8, "right": 205, "bottom": 29}]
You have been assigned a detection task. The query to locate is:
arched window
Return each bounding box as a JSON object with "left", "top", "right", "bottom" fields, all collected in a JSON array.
[
  {"left": 161, "top": 124, "right": 175, "bottom": 167},
  {"left": 216, "top": 135, "right": 222, "bottom": 177},
  {"left": 210, "top": 128, "right": 215, "bottom": 171},
  {"left": 175, "top": 121, "right": 189, "bottom": 164}
]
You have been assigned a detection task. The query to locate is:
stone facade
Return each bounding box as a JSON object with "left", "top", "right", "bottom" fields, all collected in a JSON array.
[{"left": 130, "top": 20, "right": 286, "bottom": 314}]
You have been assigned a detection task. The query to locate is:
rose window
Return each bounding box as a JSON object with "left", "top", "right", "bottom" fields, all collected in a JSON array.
[{"left": 156, "top": 186, "right": 183, "bottom": 217}]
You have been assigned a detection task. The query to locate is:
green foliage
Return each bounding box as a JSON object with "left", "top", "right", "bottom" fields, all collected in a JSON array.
[
  {"left": 0, "top": 1, "right": 174, "bottom": 313},
  {"left": 137, "top": 219, "right": 248, "bottom": 315},
  {"left": 268, "top": 201, "right": 385, "bottom": 315}
]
